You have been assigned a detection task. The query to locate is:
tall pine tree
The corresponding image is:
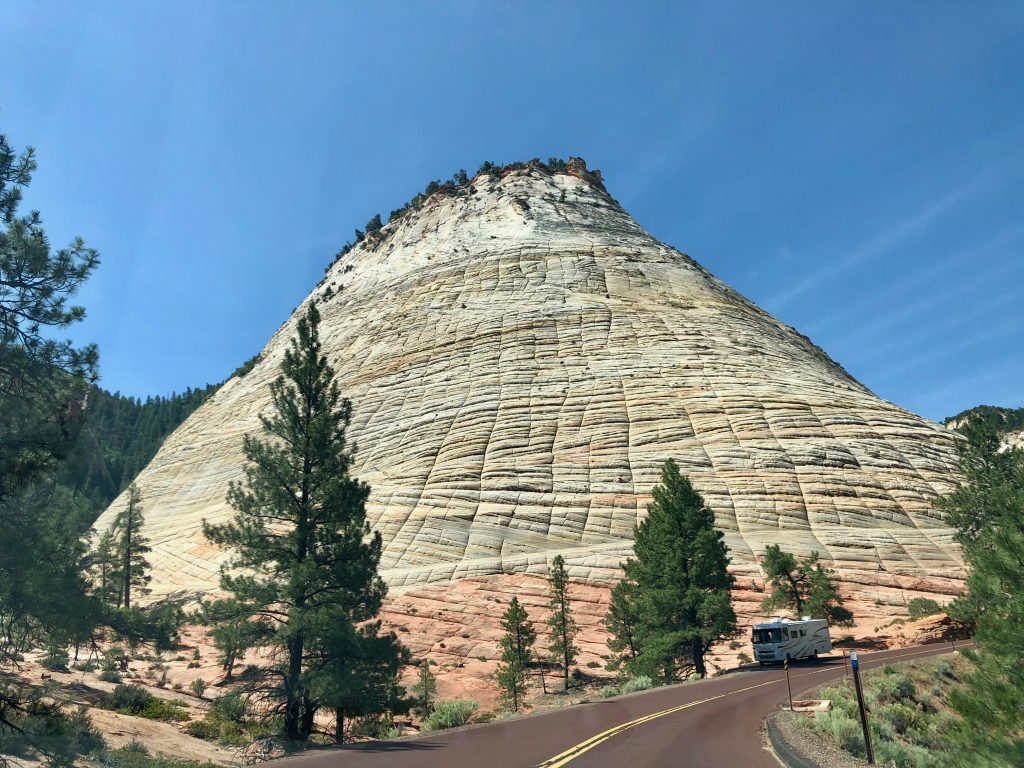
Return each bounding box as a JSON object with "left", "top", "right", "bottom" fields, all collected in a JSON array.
[
  {"left": 202, "top": 302, "right": 404, "bottom": 743},
  {"left": 110, "top": 483, "right": 151, "bottom": 609},
  {"left": 609, "top": 459, "right": 737, "bottom": 680},
  {"left": 603, "top": 575, "right": 641, "bottom": 673},
  {"left": 546, "top": 555, "right": 578, "bottom": 691},
  {"left": 937, "top": 420, "right": 1024, "bottom": 766},
  {"left": 759, "top": 545, "right": 853, "bottom": 626},
  {"left": 496, "top": 597, "right": 535, "bottom": 712}
]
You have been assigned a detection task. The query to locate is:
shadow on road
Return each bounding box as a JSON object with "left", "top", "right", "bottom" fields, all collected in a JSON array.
[{"left": 333, "top": 741, "right": 444, "bottom": 754}]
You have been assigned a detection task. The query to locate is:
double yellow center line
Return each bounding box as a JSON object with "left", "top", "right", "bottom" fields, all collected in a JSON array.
[{"left": 535, "top": 644, "right": 967, "bottom": 767}]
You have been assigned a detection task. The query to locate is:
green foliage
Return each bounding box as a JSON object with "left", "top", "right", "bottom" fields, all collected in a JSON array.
[
  {"left": 620, "top": 675, "right": 655, "bottom": 694},
  {"left": 0, "top": 694, "right": 104, "bottom": 768},
  {"left": 759, "top": 544, "right": 854, "bottom": 627},
  {"left": 599, "top": 685, "right": 619, "bottom": 698},
  {"left": 191, "top": 597, "right": 269, "bottom": 679},
  {"left": 807, "top": 658, "right": 965, "bottom": 767},
  {"left": 107, "top": 484, "right": 151, "bottom": 609},
  {"left": 189, "top": 678, "right": 207, "bottom": 698},
  {"left": 495, "top": 597, "right": 536, "bottom": 711},
  {"left": 98, "top": 742, "right": 223, "bottom": 768},
  {"left": 98, "top": 669, "right": 122, "bottom": 684},
  {"left": 603, "top": 575, "right": 640, "bottom": 672},
  {"left": 183, "top": 692, "right": 272, "bottom": 746},
  {"left": 0, "top": 127, "right": 140, "bottom": 766},
  {"left": 906, "top": 597, "right": 942, "bottom": 620},
  {"left": 202, "top": 302, "right": 406, "bottom": 743},
  {"left": 546, "top": 554, "right": 578, "bottom": 689},
  {"left": 934, "top": 422, "right": 1024, "bottom": 765},
  {"left": 231, "top": 353, "right": 262, "bottom": 380},
  {"left": 41, "top": 643, "right": 70, "bottom": 671},
  {"left": 421, "top": 699, "right": 479, "bottom": 731},
  {"left": 945, "top": 405, "right": 1024, "bottom": 434},
  {"left": 107, "top": 684, "right": 188, "bottom": 723},
  {"left": 606, "top": 460, "right": 738, "bottom": 681},
  {"left": 411, "top": 662, "right": 438, "bottom": 718}
]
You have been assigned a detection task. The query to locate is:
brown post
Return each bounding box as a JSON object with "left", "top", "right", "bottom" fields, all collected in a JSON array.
[
  {"left": 850, "top": 652, "right": 874, "bottom": 764},
  {"left": 784, "top": 658, "right": 793, "bottom": 711}
]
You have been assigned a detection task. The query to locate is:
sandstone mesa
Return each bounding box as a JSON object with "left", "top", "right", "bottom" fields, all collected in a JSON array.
[{"left": 95, "top": 159, "right": 965, "bottom": 659}]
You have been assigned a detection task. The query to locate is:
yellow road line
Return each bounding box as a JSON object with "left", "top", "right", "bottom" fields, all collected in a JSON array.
[{"left": 535, "top": 643, "right": 967, "bottom": 767}]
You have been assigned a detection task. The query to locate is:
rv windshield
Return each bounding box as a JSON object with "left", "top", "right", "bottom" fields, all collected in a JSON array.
[{"left": 752, "top": 628, "right": 782, "bottom": 644}]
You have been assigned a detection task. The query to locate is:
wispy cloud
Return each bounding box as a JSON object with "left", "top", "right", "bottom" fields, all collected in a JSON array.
[
  {"left": 802, "top": 222, "right": 1024, "bottom": 339},
  {"left": 765, "top": 165, "right": 1013, "bottom": 312}
]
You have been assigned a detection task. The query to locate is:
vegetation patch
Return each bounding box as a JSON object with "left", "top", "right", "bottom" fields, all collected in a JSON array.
[
  {"left": 421, "top": 699, "right": 479, "bottom": 731},
  {"left": 800, "top": 657, "right": 963, "bottom": 766},
  {"left": 106, "top": 683, "right": 190, "bottom": 723}
]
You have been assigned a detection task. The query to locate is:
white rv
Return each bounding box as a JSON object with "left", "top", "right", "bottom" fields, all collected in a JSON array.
[{"left": 751, "top": 617, "right": 831, "bottom": 664}]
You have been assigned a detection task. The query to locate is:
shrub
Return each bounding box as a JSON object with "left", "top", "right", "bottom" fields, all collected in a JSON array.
[
  {"left": 600, "top": 685, "right": 619, "bottom": 698},
  {"left": 906, "top": 598, "right": 942, "bottom": 620},
  {"left": 110, "top": 684, "right": 188, "bottom": 723},
  {"left": 111, "top": 684, "right": 152, "bottom": 712},
  {"left": 586, "top": 661, "right": 601, "bottom": 668},
  {"left": 621, "top": 675, "right": 654, "bottom": 694},
  {"left": 98, "top": 669, "right": 122, "bottom": 684},
  {"left": 351, "top": 714, "right": 397, "bottom": 739},
  {"left": 737, "top": 652, "right": 753, "bottom": 666},
  {"left": 210, "top": 692, "right": 247, "bottom": 723},
  {"left": 422, "top": 699, "right": 479, "bottom": 731},
  {"left": 189, "top": 678, "right": 207, "bottom": 698},
  {"left": 41, "top": 644, "right": 70, "bottom": 671},
  {"left": 876, "top": 675, "right": 916, "bottom": 705},
  {"left": 74, "top": 660, "right": 97, "bottom": 672}
]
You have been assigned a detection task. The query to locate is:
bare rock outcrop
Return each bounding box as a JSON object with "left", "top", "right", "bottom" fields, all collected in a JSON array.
[{"left": 96, "top": 161, "right": 965, "bottom": 652}]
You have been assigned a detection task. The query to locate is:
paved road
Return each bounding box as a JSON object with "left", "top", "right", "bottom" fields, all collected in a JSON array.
[{"left": 278, "top": 642, "right": 964, "bottom": 768}]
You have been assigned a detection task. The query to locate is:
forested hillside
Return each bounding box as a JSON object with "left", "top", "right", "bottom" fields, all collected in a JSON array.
[
  {"left": 62, "top": 384, "right": 219, "bottom": 515},
  {"left": 945, "top": 405, "right": 1024, "bottom": 434}
]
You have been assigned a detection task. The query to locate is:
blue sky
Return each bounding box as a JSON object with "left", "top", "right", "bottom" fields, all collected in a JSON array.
[{"left": 4, "top": 1, "right": 1022, "bottom": 421}]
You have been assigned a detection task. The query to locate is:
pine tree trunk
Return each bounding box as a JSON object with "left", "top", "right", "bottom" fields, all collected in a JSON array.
[
  {"left": 335, "top": 707, "right": 344, "bottom": 744},
  {"left": 692, "top": 636, "right": 706, "bottom": 678},
  {"left": 122, "top": 505, "right": 132, "bottom": 610},
  {"left": 300, "top": 693, "right": 315, "bottom": 739},
  {"left": 284, "top": 635, "right": 304, "bottom": 741}
]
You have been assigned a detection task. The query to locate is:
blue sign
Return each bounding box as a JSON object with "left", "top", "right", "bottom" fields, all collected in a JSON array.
[{"left": 850, "top": 651, "right": 859, "bottom": 670}]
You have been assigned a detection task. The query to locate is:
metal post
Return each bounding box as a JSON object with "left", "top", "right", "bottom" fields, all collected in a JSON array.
[
  {"left": 784, "top": 658, "right": 793, "bottom": 710},
  {"left": 849, "top": 652, "right": 874, "bottom": 764},
  {"left": 842, "top": 650, "right": 849, "bottom": 680}
]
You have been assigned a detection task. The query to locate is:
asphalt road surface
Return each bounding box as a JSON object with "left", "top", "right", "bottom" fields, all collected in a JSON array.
[{"left": 277, "top": 642, "right": 965, "bottom": 768}]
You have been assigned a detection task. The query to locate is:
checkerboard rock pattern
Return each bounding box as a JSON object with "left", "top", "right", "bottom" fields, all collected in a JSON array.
[{"left": 95, "top": 163, "right": 966, "bottom": 627}]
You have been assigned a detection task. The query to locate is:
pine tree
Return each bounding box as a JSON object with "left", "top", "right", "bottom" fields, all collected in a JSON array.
[
  {"left": 617, "top": 459, "right": 737, "bottom": 680},
  {"left": 496, "top": 597, "right": 535, "bottom": 712},
  {"left": 89, "top": 529, "right": 121, "bottom": 606},
  {"left": 110, "top": 484, "right": 151, "bottom": 609},
  {"left": 936, "top": 420, "right": 1024, "bottom": 765},
  {"left": 604, "top": 575, "right": 641, "bottom": 672},
  {"left": 202, "top": 302, "right": 404, "bottom": 743},
  {"left": 411, "top": 661, "right": 438, "bottom": 719},
  {"left": 759, "top": 545, "right": 853, "bottom": 626},
  {"left": 546, "top": 555, "right": 578, "bottom": 691}
]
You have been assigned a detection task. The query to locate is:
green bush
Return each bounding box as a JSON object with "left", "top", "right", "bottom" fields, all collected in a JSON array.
[
  {"left": 351, "top": 713, "right": 397, "bottom": 739},
  {"left": 422, "top": 699, "right": 479, "bottom": 731},
  {"left": 98, "top": 669, "right": 122, "bottom": 684},
  {"left": 74, "top": 660, "right": 98, "bottom": 672},
  {"left": 109, "top": 684, "right": 188, "bottom": 723},
  {"left": 189, "top": 678, "right": 207, "bottom": 698},
  {"left": 906, "top": 597, "right": 942, "bottom": 620},
  {"left": 621, "top": 675, "right": 654, "bottom": 694},
  {"left": 111, "top": 684, "right": 152, "bottom": 712},
  {"left": 41, "top": 644, "right": 70, "bottom": 671},
  {"left": 600, "top": 685, "right": 619, "bottom": 698},
  {"left": 875, "top": 675, "right": 916, "bottom": 705},
  {"left": 99, "top": 743, "right": 224, "bottom": 768}
]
